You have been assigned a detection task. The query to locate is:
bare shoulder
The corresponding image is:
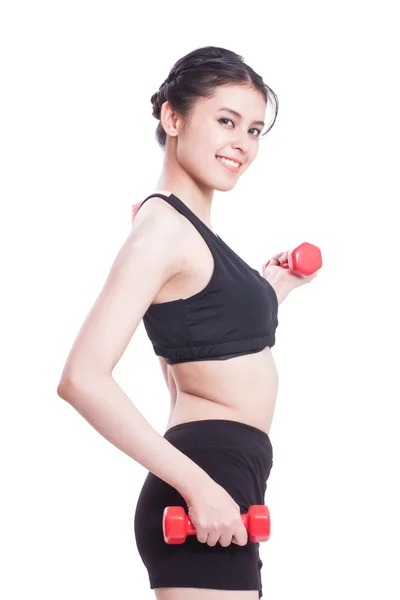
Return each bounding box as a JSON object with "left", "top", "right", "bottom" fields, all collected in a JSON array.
[
  {"left": 126, "top": 195, "right": 190, "bottom": 272},
  {"left": 131, "top": 195, "right": 183, "bottom": 237},
  {"left": 131, "top": 195, "right": 194, "bottom": 246}
]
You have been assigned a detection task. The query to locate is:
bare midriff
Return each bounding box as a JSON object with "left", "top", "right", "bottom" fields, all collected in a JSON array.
[{"left": 166, "top": 347, "right": 279, "bottom": 436}]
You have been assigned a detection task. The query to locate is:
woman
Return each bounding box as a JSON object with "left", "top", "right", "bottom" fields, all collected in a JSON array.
[{"left": 57, "top": 46, "right": 318, "bottom": 599}]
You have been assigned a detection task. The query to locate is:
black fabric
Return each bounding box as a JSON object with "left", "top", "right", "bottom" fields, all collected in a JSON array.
[
  {"left": 134, "top": 419, "right": 274, "bottom": 597},
  {"left": 137, "top": 193, "right": 279, "bottom": 364}
]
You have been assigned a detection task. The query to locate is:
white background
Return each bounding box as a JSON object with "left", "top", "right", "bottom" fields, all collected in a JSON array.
[{"left": 1, "top": 1, "right": 399, "bottom": 598}]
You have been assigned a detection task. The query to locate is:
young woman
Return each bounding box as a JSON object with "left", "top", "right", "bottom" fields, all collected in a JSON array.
[{"left": 57, "top": 46, "right": 317, "bottom": 599}]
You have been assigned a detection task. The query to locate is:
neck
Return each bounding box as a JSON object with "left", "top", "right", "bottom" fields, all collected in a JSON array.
[{"left": 154, "top": 154, "right": 215, "bottom": 230}]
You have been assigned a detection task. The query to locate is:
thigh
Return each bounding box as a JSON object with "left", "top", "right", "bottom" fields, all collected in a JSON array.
[{"left": 155, "top": 589, "right": 259, "bottom": 599}]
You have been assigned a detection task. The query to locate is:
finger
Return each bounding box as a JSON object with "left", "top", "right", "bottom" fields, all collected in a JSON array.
[
  {"left": 196, "top": 531, "right": 208, "bottom": 544},
  {"left": 265, "top": 257, "right": 280, "bottom": 267},
  {"left": 218, "top": 533, "right": 233, "bottom": 547},
  {"left": 273, "top": 251, "right": 288, "bottom": 264},
  {"left": 232, "top": 531, "right": 248, "bottom": 546},
  {"left": 271, "top": 251, "right": 286, "bottom": 262},
  {"left": 206, "top": 532, "right": 220, "bottom": 547}
]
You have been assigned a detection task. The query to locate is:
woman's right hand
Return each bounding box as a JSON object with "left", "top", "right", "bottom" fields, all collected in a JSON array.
[{"left": 184, "top": 481, "right": 248, "bottom": 547}]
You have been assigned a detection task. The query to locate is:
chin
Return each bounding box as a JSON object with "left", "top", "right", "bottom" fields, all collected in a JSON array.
[
  {"left": 191, "top": 165, "right": 241, "bottom": 193},
  {"left": 213, "top": 179, "right": 239, "bottom": 192},
  {"left": 195, "top": 175, "right": 238, "bottom": 193}
]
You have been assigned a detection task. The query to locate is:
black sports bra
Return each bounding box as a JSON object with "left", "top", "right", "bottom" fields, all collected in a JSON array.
[{"left": 137, "top": 193, "right": 279, "bottom": 365}]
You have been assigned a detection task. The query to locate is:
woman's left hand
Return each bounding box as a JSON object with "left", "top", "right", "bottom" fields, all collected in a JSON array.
[{"left": 262, "top": 251, "right": 318, "bottom": 304}]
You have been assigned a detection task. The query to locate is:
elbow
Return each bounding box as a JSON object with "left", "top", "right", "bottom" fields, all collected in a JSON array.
[
  {"left": 57, "top": 370, "right": 111, "bottom": 401},
  {"left": 57, "top": 376, "right": 77, "bottom": 401},
  {"left": 56, "top": 371, "right": 86, "bottom": 402}
]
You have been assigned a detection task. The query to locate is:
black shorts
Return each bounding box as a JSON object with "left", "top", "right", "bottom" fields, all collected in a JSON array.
[{"left": 134, "top": 419, "right": 274, "bottom": 598}]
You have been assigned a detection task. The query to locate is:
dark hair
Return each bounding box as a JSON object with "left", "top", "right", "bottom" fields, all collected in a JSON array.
[{"left": 150, "top": 46, "right": 279, "bottom": 149}]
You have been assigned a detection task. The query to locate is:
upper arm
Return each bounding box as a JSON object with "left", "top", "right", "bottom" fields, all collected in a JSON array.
[{"left": 58, "top": 198, "right": 185, "bottom": 387}]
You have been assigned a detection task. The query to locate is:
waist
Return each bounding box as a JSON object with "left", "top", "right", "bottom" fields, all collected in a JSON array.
[
  {"left": 170, "top": 347, "right": 278, "bottom": 399},
  {"left": 167, "top": 394, "right": 276, "bottom": 436},
  {"left": 167, "top": 347, "right": 278, "bottom": 434}
]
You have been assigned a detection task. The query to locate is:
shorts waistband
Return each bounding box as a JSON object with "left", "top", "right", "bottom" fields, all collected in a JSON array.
[{"left": 163, "top": 419, "right": 272, "bottom": 459}]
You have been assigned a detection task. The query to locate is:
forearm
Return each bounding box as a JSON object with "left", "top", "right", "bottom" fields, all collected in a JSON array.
[
  {"left": 263, "top": 275, "right": 289, "bottom": 305},
  {"left": 57, "top": 375, "right": 211, "bottom": 500}
]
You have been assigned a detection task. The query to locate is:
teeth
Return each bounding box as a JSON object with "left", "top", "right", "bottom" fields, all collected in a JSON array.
[{"left": 217, "top": 156, "right": 240, "bottom": 168}]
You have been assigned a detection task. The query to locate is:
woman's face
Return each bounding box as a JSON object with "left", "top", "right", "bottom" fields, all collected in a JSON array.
[{"left": 170, "top": 84, "right": 267, "bottom": 192}]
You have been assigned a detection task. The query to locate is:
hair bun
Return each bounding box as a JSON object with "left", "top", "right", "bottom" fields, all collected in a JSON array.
[{"left": 151, "top": 92, "right": 161, "bottom": 119}]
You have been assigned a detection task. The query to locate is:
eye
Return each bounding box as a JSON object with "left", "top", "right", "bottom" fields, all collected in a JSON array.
[
  {"left": 249, "top": 128, "right": 262, "bottom": 137},
  {"left": 218, "top": 118, "right": 261, "bottom": 138},
  {"left": 218, "top": 117, "right": 234, "bottom": 127}
]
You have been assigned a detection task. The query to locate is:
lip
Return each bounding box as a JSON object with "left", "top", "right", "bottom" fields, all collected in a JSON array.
[
  {"left": 216, "top": 155, "right": 244, "bottom": 166},
  {"left": 216, "top": 156, "right": 243, "bottom": 174}
]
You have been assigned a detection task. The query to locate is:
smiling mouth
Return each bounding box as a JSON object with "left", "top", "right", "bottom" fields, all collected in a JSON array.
[{"left": 216, "top": 156, "right": 242, "bottom": 171}]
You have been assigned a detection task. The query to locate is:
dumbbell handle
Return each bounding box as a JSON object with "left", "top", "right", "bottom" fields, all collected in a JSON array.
[{"left": 184, "top": 513, "right": 251, "bottom": 536}]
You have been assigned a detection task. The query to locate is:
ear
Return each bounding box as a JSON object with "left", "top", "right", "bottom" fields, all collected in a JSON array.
[{"left": 160, "top": 101, "right": 183, "bottom": 138}]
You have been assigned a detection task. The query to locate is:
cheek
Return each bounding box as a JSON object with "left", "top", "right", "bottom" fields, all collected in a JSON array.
[
  {"left": 176, "top": 141, "right": 208, "bottom": 180},
  {"left": 177, "top": 129, "right": 213, "bottom": 167},
  {"left": 249, "top": 143, "right": 260, "bottom": 163}
]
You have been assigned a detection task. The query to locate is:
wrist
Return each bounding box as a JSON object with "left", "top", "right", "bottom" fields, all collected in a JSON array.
[{"left": 177, "top": 469, "right": 216, "bottom": 502}]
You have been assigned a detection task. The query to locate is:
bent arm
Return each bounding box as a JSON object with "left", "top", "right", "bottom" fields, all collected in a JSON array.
[
  {"left": 56, "top": 197, "right": 211, "bottom": 501},
  {"left": 57, "top": 374, "right": 206, "bottom": 500}
]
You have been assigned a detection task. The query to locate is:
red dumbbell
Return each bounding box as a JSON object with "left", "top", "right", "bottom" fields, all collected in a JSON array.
[
  {"left": 163, "top": 504, "right": 271, "bottom": 545},
  {"left": 263, "top": 242, "right": 322, "bottom": 277}
]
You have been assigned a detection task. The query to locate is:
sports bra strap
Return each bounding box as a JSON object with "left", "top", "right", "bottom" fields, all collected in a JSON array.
[{"left": 136, "top": 192, "right": 220, "bottom": 244}]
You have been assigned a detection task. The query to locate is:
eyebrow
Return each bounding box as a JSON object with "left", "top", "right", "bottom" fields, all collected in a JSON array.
[{"left": 217, "top": 108, "right": 265, "bottom": 127}]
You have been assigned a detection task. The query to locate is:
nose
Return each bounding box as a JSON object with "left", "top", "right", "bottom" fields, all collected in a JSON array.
[{"left": 231, "top": 129, "right": 251, "bottom": 155}]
